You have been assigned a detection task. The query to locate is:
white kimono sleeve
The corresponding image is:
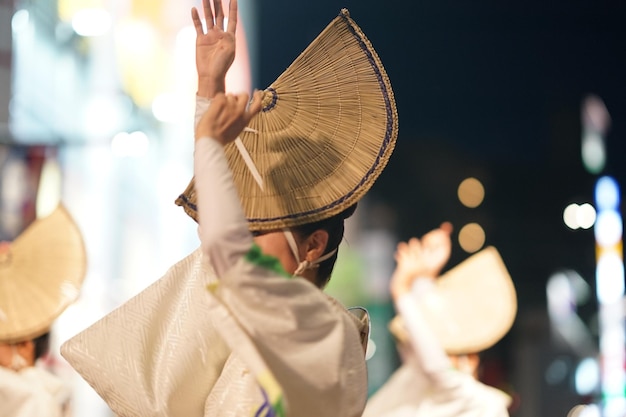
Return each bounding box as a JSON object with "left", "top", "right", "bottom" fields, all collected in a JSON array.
[
  {"left": 193, "top": 133, "right": 367, "bottom": 417},
  {"left": 392, "top": 291, "right": 511, "bottom": 416},
  {"left": 0, "top": 366, "right": 68, "bottom": 417}
]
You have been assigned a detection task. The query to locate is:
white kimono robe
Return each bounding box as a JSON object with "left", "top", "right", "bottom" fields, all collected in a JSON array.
[
  {"left": 0, "top": 365, "right": 70, "bottom": 417},
  {"left": 61, "top": 115, "right": 368, "bottom": 417},
  {"left": 362, "top": 289, "right": 511, "bottom": 417}
]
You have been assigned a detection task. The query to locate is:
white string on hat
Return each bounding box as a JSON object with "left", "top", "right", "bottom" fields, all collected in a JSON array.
[
  {"left": 232, "top": 108, "right": 336, "bottom": 277},
  {"left": 282, "top": 228, "right": 337, "bottom": 277},
  {"left": 234, "top": 127, "right": 264, "bottom": 191}
]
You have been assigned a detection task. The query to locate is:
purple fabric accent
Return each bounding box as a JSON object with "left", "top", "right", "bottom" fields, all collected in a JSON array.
[
  {"left": 262, "top": 87, "right": 278, "bottom": 112},
  {"left": 254, "top": 388, "right": 276, "bottom": 417}
]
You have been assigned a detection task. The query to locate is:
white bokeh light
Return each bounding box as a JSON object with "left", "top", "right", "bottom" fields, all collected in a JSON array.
[
  {"left": 111, "top": 131, "right": 150, "bottom": 158},
  {"left": 596, "top": 252, "right": 625, "bottom": 304},
  {"left": 564, "top": 203, "right": 580, "bottom": 230},
  {"left": 11, "top": 9, "right": 29, "bottom": 33},
  {"left": 577, "top": 203, "right": 597, "bottom": 230},
  {"left": 575, "top": 357, "right": 600, "bottom": 395},
  {"left": 563, "top": 203, "right": 596, "bottom": 230},
  {"left": 594, "top": 210, "right": 623, "bottom": 248},
  {"left": 72, "top": 8, "right": 112, "bottom": 37},
  {"left": 152, "top": 93, "right": 187, "bottom": 123}
]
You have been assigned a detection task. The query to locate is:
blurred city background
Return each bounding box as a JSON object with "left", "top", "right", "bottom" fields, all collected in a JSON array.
[{"left": 1, "top": 0, "right": 625, "bottom": 416}]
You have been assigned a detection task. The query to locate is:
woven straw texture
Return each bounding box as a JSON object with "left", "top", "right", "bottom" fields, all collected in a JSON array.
[
  {"left": 0, "top": 205, "right": 86, "bottom": 343},
  {"left": 176, "top": 8, "right": 398, "bottom": 231},
  {"left": 389, "top": 246, "right": 517, "bottom": 355}
]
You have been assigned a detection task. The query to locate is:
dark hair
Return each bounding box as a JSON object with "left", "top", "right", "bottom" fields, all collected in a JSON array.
[
  {"left": 33, "top": 332, "right": 50, "bottom": 360},
  {"left": 292, "top": 203, "right": 357, "bottom": 288}
]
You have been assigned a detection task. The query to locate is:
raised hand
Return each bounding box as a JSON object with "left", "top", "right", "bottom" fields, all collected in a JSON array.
[
  {"left": 195, "top": 90, "right": 263, "bottom": 145},
  {"left": 417, "top": 221, "right": 453, "bottom": 278},
  {"left": 389, "top": 223, "right": 453, "bottom": 300},
  {"left": 191, "top": 0, "right": 238, "bottom": 98}
]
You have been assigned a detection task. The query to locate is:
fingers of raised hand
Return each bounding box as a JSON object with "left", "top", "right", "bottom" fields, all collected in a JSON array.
[
  {"left": 195, "top": 0, "right": 237, "bottom": 35},
  {"left": 226, "top": 0, "right": 238, "bottom": 33},
  {"left": 395, "top": 241, "right": 408, "bottom": 256},
  {"left": 202, "top": 0, "right": 214, "bottom": 29},
  {"left": 246, "top": 90, "right": 264, "bottom": 118},
  {"left": 234, "top": 92, "right": 249, "bottom": 112},
  {"left": 194, "top": 0, "right": 237, "bottom": 36},
  {"left": 213, "top": 0, "right": 224, "bottom": 29},
  {"left": 440, "top": 222, "right": 453, "bottom": 234},
  {"left": 395, "top": 241, "right": 417, "bottom": 266},
  {"left": 191, "top": 8, "right": 204, "bottom": 35},
  {"left": 407, "top": 238, "right": 423, "bottom": 257}
]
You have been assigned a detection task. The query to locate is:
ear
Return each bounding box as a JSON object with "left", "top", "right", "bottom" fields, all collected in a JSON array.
[{"left": 303, "top": 229, "right": 329, "bottom": 262}]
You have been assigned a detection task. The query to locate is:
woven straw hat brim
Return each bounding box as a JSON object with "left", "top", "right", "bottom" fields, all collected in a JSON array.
[
  {"left": 389, "top": 247, "right": 517, "bottom": 355},
  {"left": 0, "top": 205, "right": 86, "bottom": 343},
  {"left": 176, "top": 9, "right": 398, "bottom": 231}
]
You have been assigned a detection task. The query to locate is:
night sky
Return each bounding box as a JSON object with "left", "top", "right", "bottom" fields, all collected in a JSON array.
[{"left": 254, "top": 0, "right": 626, "bottom": 315}]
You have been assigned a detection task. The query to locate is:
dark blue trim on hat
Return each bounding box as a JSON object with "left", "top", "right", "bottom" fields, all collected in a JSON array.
[
  {"left": 246, "top": 12, "right": 396, "bottom": 224},
  {"left": 262, "top": 87, "right": 278, "bottom": 112}
]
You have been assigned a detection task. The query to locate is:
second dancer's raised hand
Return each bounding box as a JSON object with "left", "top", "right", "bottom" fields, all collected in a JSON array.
[
  {"left": 416, "top": 222, "right": 453, "bottom": 278},
  {"left": 390, "top": 222, "right": 453, "bottom": 300},
  {"left": 196, "top": 91, "right": 263, "bottom": 145},
  {"left": 191, "top": 0, "right": 238, "bottom": 98}
]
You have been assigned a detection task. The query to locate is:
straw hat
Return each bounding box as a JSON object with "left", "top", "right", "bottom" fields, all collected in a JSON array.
[
  {"left": 176, "top": 8, "right": 398, "bottom": 231},
  {"left": 389, "top": 246, "right": 517, "bottom": 355},
  {"left": 0, "top": 205, "right": 86, "bottom": 343}
]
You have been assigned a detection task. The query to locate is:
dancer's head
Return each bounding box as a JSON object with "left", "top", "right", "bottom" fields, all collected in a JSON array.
[
  {"left": 0, "top": 205, "right": 86, "bottom": 371},
  {"left": 259, "top": 204, "right": 357, "bottom": 288}
]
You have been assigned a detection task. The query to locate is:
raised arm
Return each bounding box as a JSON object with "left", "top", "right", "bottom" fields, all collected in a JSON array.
[
  {"left": 390, "top": 224, "right": 454, "bottom": 385},
  {"left": 194, "top": 94, "right": 367, "bottom": 416},
  {"left": 191, "top": 0, "right": 259, "bottom": 276},
  {"left": 194, "top": 92, "right": 262, "bottom": 276}
]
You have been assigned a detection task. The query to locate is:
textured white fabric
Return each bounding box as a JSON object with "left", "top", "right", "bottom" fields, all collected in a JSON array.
[
  {"left": 61, "top": 247, "right": 368, "bottom": 417},
  {"left": 0, "top": 365, "right": 70, "bottom": 417},
  {"left": 194, "top": 137, "right": 252, "bottom": 277},
  {"left": 395, "top": 294, "right": 452, "bottom": 386},
  {"left": 366, "top": 366, "right": 510, "bottom": 417},
  {"left": 362, "top": 288, "right": 511, "bottom": 417},
  {"left": 61, "top": 249, "right": 231, "bottom": 417},
  {"left": 203, "top": 353, "right": 259, "bottom": 416},
  {"left": 212, "top": 255, "right": 367, "bottom": 417},
  {"left": 360, "top": 364, "right": 429, "bottom": 417}
]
